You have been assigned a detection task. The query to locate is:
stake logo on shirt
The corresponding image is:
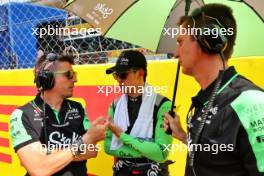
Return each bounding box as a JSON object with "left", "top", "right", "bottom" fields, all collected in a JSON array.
[{"left": 48, "top": 131, "right": 80, "bottom": 148}]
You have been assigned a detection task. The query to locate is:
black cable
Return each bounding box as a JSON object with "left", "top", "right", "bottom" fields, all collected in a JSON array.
[
  {"left": 166, "top": 62, "right": 180, "bottom": 134},
  {"left": 189, "top": 51, "right": 226, "bottom": 170},
  {"left": 41, "top": 90, "right": 49, "bottom": 153}
]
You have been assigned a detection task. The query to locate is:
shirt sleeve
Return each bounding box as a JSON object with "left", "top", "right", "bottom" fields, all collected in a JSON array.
[
  {"left": 10, "top": 109, "right": 39, "bottom": 152},
  {"left": 104, "top": 101, "right": 173, "bottom": 163},
  {"left": 104, "top": 103, "right": 142, "bottom": 158},
  {"left": 119, "top": 101, "right": 173, "bottom": 163},
  {"left": 82, "top": 109, "right": 90, "bottom": 131},
  {"left": 231, "top": 90, "right": 264, "bottom": 173}
]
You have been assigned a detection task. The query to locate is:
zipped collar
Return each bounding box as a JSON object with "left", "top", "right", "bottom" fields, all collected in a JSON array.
[
  {"left": 192, "top": 66, "right": 239, "bottom": 108},
  {"left": 33, "top": 93, "right": 70, "bottom": 113}
]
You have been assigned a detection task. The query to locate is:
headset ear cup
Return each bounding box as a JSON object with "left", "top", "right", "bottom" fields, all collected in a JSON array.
[
  {"left": 36, "top": 71, "right": 55, "bottom": 91},
  {"left": 46, "top": 72, "right": 55, "bottom": 90},
  {"left": 196, "top": 24, "right": 228, "bottom": 54}
]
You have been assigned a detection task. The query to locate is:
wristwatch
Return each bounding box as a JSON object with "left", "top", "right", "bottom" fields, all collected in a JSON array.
[
  {"left": 71, "top": 137, "right": 85, "bottom": 158},
  {"left": 70, "top": 147, "right": 80, "bottom": 158}
]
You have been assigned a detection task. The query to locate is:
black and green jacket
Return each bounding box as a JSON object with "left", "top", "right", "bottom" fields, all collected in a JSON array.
[
  {"left": 10, "top": 94, "right": 90, "bottom": 176},
  {"left": 186, "top": 66, "right": 264, "bottom": 176},
  {"left": 104, "top": 93, "right": 173, "bottom": 163}
]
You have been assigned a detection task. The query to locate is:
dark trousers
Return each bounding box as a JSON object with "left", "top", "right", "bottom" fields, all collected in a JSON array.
[{"left": 113, "top": 159, "right": 170, "bottom": 176}]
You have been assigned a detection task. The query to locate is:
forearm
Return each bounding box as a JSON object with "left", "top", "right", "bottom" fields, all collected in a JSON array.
[
  {"left": 73, "top": 143, "right": 99, "bottom": 161},
  {"left": 43, "top": 149, "right": 74, "bottom": 175},
  {"left": 73, "top": 150, "right": 97, "bottom": 161},
  {"left": 119, "top": 133, "right": 167, "bottom": 163},
  {"left": 21, "top": 148, "right": 74, "bottom": 176},
  {"left": 73, "top": 129, "right": 104, "bottom": 162},
  {"left": 106, "top": 101, "right": 173, "bottom": 162},
  {"left": 105, "top": 143, "right": 142, "bottom": 158},
  {"left": 104, "top": 131, "right": 141, "bottom": 158},
  {"left": 176, "top": 132, "right": 187, "bottom": 144}
]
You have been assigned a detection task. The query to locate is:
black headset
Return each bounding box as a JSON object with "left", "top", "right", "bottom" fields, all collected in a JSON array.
[
  {"left": 188, "top": 10, "right": 228, "bottom": 171},
  {"left": 36, "top": 53, "right": 58, "bottom": 91},
  {"left": 191, "top": 10, "right": 228, "bottom": 54}
]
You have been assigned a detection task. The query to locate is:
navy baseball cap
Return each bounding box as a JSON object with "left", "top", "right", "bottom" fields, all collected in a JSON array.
[{"left": 106, "top": 50, "right": 147, "bottom": 74}]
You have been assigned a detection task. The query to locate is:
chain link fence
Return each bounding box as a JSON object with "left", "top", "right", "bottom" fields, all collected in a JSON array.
[{"left": 0, "top": 0, "right": 170, "bottom": 69}]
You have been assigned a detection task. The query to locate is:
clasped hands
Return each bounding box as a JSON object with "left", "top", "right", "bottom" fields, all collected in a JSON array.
[
  {"left": 81, "top": 116, "right": 123, "bottom": 145},
  {"left": 82, "top": 112, "right": 187, "bottom": 146}
]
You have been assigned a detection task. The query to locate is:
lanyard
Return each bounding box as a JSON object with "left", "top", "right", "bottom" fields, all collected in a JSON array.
[
  {"left": 187, "top": 73, "right": 239, "bottom": 124},
  {"left": 204, "top": 73, "right": 239, "bottom": 106}
]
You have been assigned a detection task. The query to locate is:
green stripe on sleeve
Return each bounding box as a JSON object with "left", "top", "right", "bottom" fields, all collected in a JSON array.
[
  {"left": 10, "top": 109, "right": 32, "bottom": 148},
  {"left": 83, "top": 110, "right": 90, "bottom": 130},
  {"left": 231, "top": 90, "right": 264, "bottom": 172}
]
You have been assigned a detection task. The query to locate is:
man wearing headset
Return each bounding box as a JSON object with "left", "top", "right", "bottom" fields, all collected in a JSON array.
[
  {"left": 10, "top": 54, "right": 107, "bottom": 176},
  {"left": 164, "top": 4, "right": 264, "bottom": 176},
  {"left": 104, "top": 50, "right": 173, "bottom": 176}
]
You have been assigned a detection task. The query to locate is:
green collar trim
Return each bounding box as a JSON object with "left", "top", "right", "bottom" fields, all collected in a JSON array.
[{"left": 204, "top": 73, "right": 239, "bottom": 106}]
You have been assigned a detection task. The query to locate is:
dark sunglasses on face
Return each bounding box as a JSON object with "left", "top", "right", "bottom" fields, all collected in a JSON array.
[
  {"left": 113, "top": 72, "right": 129, "bottom": 80},
  {"left": 54, "top": 69, "right": 77, "bottom": 79},
  {"left": 112, "top": 69, "right": 139, "bottom": 80}
]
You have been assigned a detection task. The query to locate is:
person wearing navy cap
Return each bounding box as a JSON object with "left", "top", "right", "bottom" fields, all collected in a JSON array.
[{"left": 105, "top": 50, "right": 173, "bottom": 176}]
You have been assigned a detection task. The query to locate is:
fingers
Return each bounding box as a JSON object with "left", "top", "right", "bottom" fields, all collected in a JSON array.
[
  {"left": 164, "top": 112, "right": 183, "bottom": 136},
  {"left": 108, "top": 121, "right": 115, "bottom": 128},
  {"left": 85, "top": 126, "right": 106, "bottom": 143},
  {"left": 84, "top": 116, "right": 110, "bottom": 143},
  {"left": 107, "top": 121, "right": 122, "bottom": 138},
  {"left": 92, "top": 116, "right": 107, "bottom": 125},
  {"left": 106, "top": 115, "right": 112, "bottom": 121},
  {"left": 106, "top": 116, "right": 113, "bottom": 127},
  {"left": 89, "top": 115, "right": 123, "bottom": 140},
  {"left": 96, "top": 131, "right": 106, "bottom": 141},
  {"left": 163, "top": 121, "right": 169, "bottom": 131},
  {"left": 108, "top": 121, "right": 118, "bottom": 132},
  {"left": 163, "top": 113, "right": 170, "bottom": 131},
  {"left": 164, "top": 112, "right": 174, "bottom": 123},
  {"left": 106, "top": 116, "right": 118, "bottom": 130}
]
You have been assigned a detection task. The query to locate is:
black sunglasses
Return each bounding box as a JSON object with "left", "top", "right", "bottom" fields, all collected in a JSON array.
[
  {"left": 113, "top": 72, "right": 129, "bottom": 80},
  {"left": 112, "top": 69, "right": 139, "bottom": 80},
  {"left": 54, "top": 69, "right": 77, "bottom": 80}
]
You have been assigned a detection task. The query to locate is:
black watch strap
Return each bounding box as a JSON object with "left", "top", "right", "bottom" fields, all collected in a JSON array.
[{"left": 71, "top": 137, "right": 85, "bottom": 157}]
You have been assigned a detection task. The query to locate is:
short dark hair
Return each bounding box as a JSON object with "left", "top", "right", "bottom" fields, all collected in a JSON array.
[
  {"left": 34, "top": 54, "right": 74, "bottom": 80},
  {"left": 178, "top": 3, "right": 237, "bottom": 60},
  {"left": 55, "top": 55, "right": 74, "bottom": 65}
]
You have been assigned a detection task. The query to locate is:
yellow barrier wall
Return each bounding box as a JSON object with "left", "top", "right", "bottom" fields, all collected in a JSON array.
[{"left": 0, "top": 57, "right": 263, "bottom": 176}]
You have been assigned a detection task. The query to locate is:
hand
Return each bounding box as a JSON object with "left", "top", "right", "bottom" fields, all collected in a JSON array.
[
  {"left": 164, "top": 112, "right": 186, "bottom": 144},
  {"left": 107, "top": 116, "right": 123, "bottom": 138},
  {"left": 82, "top": 116, "right": 108, "bottom": 144}
]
